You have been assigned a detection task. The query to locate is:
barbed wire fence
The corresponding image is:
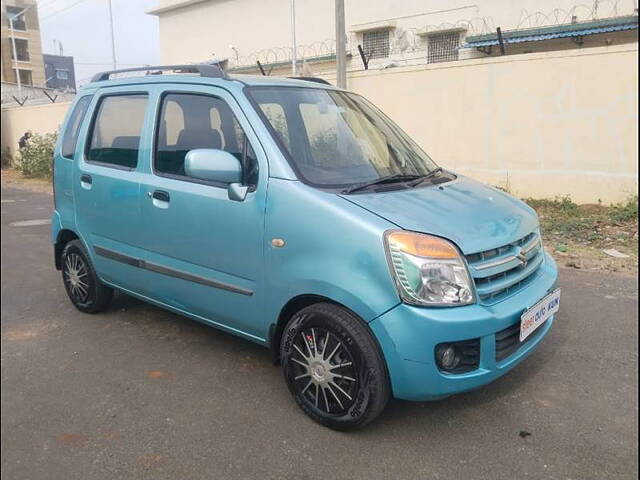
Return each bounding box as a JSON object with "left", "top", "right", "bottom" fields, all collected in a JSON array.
[
  {"left": 1, "top": 83, "right": 77, "bottom": 108},
  {"left": 1, "top": 0, "right": 632, "bottom": 106},
  {"left": 226, "top": 0, "right": 632, "bottom": 72},
  {"left": 516, "top": 0, "right": 624, "bottom": 29}
]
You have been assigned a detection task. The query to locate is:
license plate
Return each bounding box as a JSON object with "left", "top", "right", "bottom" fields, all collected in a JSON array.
[{"left": 520, "top": 289, "right": 561, "bottom": 342}]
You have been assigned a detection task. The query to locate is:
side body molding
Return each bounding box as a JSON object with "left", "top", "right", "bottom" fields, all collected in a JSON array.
[{"left": 93, "top": 246, "right": 253, "bottom": 296}]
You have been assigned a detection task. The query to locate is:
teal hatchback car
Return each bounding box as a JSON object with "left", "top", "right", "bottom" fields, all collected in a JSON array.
[{"left": 52, "top": 64, "right": 560, "bottom": 429}]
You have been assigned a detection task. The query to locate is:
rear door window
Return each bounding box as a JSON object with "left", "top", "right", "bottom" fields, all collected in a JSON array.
[
  {"left": 86, "top": 94, "right": 148, "bottom": 169},
  {"left": 61, "top": 95, "right": 92, "bottom": 159}
]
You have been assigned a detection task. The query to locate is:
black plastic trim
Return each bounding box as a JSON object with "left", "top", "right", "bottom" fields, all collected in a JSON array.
[
  {"left": 495, "top": 320, "right": 545, "bottom": 362},
  {"left": 435, "top": 339, "right": 481, "bottom": 374},
  {"left": 94, "top": 246, "right": 142, "bottom": 267},
  {"left": 287, "top": 76, "right": 332, "bottom": 85},
  {"left": 93, "top": 246, "right": 252, "bottom": 296},
  {"left": 91, "top": 64, "right": 227, "bottom": 82}
]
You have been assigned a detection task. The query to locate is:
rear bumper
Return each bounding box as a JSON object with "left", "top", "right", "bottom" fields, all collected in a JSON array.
[{"left": 370, "top": 252, "right": 558, "bottom": 401}]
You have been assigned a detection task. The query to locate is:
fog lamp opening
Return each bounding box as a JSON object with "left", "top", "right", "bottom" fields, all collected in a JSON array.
[
  {"left": 436, "top": 344, "right": 460, "bottom": 371},
  {"left": 435, "top": 339, "right": 481, "bottom": 374}
]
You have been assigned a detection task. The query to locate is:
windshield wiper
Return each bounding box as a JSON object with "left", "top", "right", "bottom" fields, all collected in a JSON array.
[
  {"left": 408, "top": 167, "right": 444, "bottom": 187},
  {"left": 342, "top": 174, "right": 422, "bottom": 194}
]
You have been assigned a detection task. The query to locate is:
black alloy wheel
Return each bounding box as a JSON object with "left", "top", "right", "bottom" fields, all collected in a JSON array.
[
  {"left": 61, "top": 240, "right": 113, "bottom": 313},
  {"left": 281, "top": 303, "right": 390, "bottom": 430}
]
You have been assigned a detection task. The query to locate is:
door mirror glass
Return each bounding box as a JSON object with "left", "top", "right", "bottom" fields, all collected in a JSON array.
[{"left": 184, "top": 149, "right": 242, "bottom": 184}]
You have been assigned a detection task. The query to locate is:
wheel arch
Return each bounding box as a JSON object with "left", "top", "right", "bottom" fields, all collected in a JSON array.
[
  {"left": 54, "top": 229, "right": 80, "bottom": 270},
  {"left": 269, "top": 294, "right": 374, "bottom": 365}
]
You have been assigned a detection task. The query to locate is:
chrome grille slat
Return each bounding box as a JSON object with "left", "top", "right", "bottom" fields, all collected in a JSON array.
[
  {"left": 474, "top": 253, "right": 543, "bottom": 297},
  {"left": 468, "top": 234, "right": 541, "bottom": 274},
  {"left": 465, "top": 231, "right": 544, "bottom": 305}
]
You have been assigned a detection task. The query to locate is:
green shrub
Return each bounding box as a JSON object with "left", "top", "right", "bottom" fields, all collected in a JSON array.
[
  {"left": 609, "top": 195, "right": 638, "bottom": 223},
  {"left": 525, "top": 195, "right": 579, "bottom": 214},
  {"left": 17, "top": 132, "right": 57, "bottom": 178}
]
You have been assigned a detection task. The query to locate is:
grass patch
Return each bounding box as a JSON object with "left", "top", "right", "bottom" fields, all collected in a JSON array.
[
  {"left": 609, "top": 195, "right": 638, "bottom": 223},
  {"left": 524, "top": 195, "right": 638, "bottom": 272}
]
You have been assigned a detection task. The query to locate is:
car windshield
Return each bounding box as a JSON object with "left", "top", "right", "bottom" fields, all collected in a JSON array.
[{"left": 247, "top": 86, "right": 439, "bottom": 188}]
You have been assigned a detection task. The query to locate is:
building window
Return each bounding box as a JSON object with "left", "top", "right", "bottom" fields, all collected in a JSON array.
[
  {"left": 427, "top": 31, "right": 460, "bottom": 64},
  {"left": 56, "top": 69, "right": 70, "bottom": 80},
  {"left": 7, "top": 6, "right": 27, "bottom": 31},
  {"left": 10, "top": 38, "right": 30, "bottom": 62},
  {"left": 18, "top": 69, "right": 33, "bottom": 86},
  {"left": 362, "top": 29, "right": 390, "bottom": 59}
]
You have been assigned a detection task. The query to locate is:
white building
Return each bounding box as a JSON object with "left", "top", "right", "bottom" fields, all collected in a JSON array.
[{"left": 147, "top": 0, "right": 638, "bottom": 75}]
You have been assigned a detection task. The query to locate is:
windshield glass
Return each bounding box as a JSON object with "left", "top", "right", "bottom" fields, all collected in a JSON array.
[{"left": 247, "top": 87, "right": 439, "bottom": 188}]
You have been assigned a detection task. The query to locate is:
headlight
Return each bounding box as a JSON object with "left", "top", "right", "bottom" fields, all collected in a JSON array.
[{"left": 384, "top": 230, "right": 475, "bottom": 307}]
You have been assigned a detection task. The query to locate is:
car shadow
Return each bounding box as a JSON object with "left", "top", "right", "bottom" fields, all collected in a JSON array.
[
  {"left": 105, "top": 290, "right": 565, "bottom": 433},
  {"left": 106, "top": 290, "right": 272, "bottom": 360}
]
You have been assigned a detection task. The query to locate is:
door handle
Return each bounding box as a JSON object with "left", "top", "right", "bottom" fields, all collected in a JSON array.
[
  {"left": 150, "top": 190, "right": 170, "bottom": 202},
  {"left": 149, "top": 190, "right": 170, "bottom": 209},
  {"left": 80, "top": 174, "right": 92, "bottom": 189}
]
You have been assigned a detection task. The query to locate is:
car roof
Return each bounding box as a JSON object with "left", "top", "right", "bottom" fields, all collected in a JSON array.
[{"left": 78, "top": 72, "right": 339, "bottom": 93}]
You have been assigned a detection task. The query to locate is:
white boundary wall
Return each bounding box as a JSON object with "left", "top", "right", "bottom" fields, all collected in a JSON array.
[
  {"left": 2, "top": 44, "right": 637, "bottom": 203},
  {"left": 1, "top": 101, "right": 72, "bottom": 157},
  {"left": 326, "top": 44, "right": 638, "bottom": 204}
]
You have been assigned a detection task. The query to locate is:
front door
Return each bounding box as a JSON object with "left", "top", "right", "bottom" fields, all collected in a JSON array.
[
  {"left": 138, "top": 86, "right": 268, "bottom": 341},
  {"left": 75, "top": 90, "right": 152, "bottom": 291}
]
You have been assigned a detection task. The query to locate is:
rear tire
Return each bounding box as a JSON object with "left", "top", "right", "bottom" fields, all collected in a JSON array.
[
  {"left": 61, "top": 240, "right": 113, "bottom": 313},
  {"left": 280, "top": 303, "right": 390, "bottom": 430}
]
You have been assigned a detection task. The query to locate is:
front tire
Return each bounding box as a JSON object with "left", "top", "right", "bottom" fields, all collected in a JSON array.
[
  {"left": 61, "top": 240, "right": 113, "bottom": 313},
  {"left": 281, "top": 303, "right": 390, "bottom": 430}
]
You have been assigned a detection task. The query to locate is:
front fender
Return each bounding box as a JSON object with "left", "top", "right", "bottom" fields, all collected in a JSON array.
[{"left": 264, "top": 179, "right": 400, "bottom": 325}]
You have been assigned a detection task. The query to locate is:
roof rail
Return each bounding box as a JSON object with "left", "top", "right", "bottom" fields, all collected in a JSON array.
[
  {"left": 90, "top": 64, "right": 227, "bottom": 83},
  {"left": 287, "top": 76, "right": 332, "bottom": 85}
]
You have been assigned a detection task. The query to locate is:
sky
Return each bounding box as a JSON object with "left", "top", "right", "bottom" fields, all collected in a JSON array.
[{"left": 38, "top": 0, "right": 160, "bottom": 86}]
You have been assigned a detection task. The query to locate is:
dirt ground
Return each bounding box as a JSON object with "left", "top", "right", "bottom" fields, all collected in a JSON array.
[
  {"left": 528, "top": 197, "right": 638, "bottom": 276},
  {"left": 4, "top": 184, "right": 638, "bottom": 480},
  {"left": 1, "top": 169, "right": 52, "bottom": 195},
  {"left": 2, "top": 168, "right": 637, "bottom": 276}
]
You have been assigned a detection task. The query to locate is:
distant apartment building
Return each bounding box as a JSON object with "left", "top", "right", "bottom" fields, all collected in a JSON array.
[
  {"left": 147, "top": 0, "right": 638, "bottom": 75},
  {"left": 43, "top": 53, "right": 76, "bottom": 91},
  {"left": 1, "top": 0, "right": 45, "bottom": 86}
]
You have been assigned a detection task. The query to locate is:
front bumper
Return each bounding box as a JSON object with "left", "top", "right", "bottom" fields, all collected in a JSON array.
[{"left": 370, "top": 252, "right": 558, "bottom": 401}]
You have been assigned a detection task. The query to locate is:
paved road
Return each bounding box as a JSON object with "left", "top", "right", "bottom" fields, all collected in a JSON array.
[{"left": 1, "top": 186, "right": 638, "bottom": 480}]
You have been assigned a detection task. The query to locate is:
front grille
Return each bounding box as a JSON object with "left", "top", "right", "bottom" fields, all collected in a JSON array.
[
  {"left": 465, "top": 231, "right": 544, "bottom": 305},
  {"left": 495, "top": 320, "right": 546, "bottom": 362}
]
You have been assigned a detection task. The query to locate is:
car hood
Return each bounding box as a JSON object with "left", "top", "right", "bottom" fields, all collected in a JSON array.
[{"left": 339, "top": 175, "right": 539, "bottom": 254}]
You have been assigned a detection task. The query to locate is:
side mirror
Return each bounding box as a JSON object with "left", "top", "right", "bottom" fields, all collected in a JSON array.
[{"left": 184, "top": 149, "right": 248, "bottom": 201}]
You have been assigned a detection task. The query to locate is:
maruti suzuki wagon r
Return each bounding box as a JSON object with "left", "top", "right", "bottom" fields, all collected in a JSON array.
[{"left": 52, "top": 64, "right": 560, "bottom": 430}]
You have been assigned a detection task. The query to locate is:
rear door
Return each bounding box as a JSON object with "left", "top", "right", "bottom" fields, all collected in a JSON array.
[
  {"left": 74, "top": 88, "right": 152, "bottom": 291},
  {"left": 137, "top": 85, "right": 268, "bottom": 340}
]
